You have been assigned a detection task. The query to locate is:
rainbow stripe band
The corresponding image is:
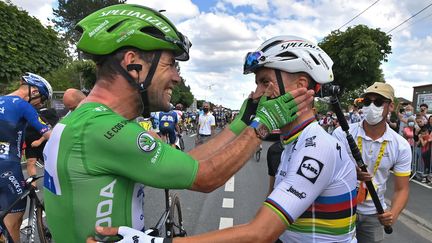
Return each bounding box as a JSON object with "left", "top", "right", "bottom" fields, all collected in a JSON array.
[
  {"left": 282, "top": 117, "right": 316, "bottom": 145},
  {"left": 264, "top": 198, "right": 294, "bottom": 227}
]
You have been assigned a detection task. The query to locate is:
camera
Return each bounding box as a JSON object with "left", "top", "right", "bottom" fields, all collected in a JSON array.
[
  {"left": 399, "top": 108, "right": 405, "bottom": 113},
  {"left": 317, "top": 83, "right": 341, "bottom": 97}
]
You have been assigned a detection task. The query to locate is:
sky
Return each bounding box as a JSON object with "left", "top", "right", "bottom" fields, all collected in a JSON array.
[{"left": 7, "top": 0, "right": 432, "bottom": 109}]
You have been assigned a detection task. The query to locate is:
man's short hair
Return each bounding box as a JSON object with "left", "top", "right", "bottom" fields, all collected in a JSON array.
[
  {"left": 90, "top": 48, "right": 154, "bottom": 81},
  {"left": 420, "top": 103, "right": 428, "bottom": 109}
]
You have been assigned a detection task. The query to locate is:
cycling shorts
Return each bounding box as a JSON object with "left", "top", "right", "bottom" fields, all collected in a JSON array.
[
  {"left": 159, "top": 127, "right": 176, "bottom": 145},
  {"left": 25, "top": 141, "right": 47, "bottom": 161},
  {"left": 267, "top": 141, "right": 284, "bottom": 177},
  {"left": 0, "top": 162, "right": 26, "bottom": 213}
]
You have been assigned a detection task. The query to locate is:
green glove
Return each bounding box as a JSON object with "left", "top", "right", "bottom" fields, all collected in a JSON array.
[
  {"left": 229, "top": 97, "right": 258, "bottom": 135},
  {"left": 251, "top": 93, "right": 299, "bottom": 132}
]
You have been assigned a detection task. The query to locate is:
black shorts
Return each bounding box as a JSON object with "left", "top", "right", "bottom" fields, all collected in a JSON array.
[
  {"left": 267, "top": 141, "right": 284, "bottom": 177},
  {"left": 25, "top": 141, "right": 47, "bottom": 161},
  {"left": 159, "top": 127, "right": 177, "bottom": 145}
]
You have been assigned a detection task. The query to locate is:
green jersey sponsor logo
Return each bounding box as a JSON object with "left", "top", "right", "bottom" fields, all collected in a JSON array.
[{"left": 137, "top": 132, "right": 157, "bottom": 152}]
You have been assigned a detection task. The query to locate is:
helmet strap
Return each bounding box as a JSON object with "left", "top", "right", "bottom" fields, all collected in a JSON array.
[
  {"left": 114, "top": 51, "right": 162, "bottom": 118},
  {"left": 27, "top": 85, "right": 33, "bottom": 103},
  {"left": 275, "top": 70, "right": 285, "bottom": 95}
]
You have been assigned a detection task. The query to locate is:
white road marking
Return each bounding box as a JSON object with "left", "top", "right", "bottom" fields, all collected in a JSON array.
[
  {"left": 219, "top": 217, "right": 233, "bottom": 229},
  {"left": 224, "top": 176, "right": 235, "bottom": 192},
  {"left": 222, "top": 198, "right": 234, "bottom": 208},
  {"left": 190, "top": 133, "right": 197, "bottom": 137}
]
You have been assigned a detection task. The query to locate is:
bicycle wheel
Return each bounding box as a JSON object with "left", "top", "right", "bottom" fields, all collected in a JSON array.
[
  {"left": 255, "top": 150, "right": 261, "bottom": 162},
  {"left": 23, "top": 199, "right": 51, "bottom": 243},
  {"left": 179, "top": 137, "right": 185, "bottom": 151},
  {"left": 35, "top": 203, "right": 51, "bottom": 243},
  {"left": 166, "top": 194, "right": 186, "bottom": 238}
]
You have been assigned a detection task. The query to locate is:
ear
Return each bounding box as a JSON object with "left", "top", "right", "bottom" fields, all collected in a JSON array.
[
  {"left": 296, "top": 75, "right": 309, "bottom": 89},
  {"left": 388, "top": 102, "right": 394, "bottom": 113}
]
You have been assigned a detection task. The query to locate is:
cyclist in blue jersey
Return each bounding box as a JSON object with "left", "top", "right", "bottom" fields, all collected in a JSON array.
[
  {"left": 0, "top": 72, "right": 52, "bottom": 242},
  {"left": 159, "top": 109, "right": 180, "bottom": 148}
]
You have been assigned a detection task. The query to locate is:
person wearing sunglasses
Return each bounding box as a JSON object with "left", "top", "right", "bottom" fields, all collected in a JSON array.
[
  {"left": 333, "top": 82, "right": 411, "bottom": 243},
  {"left": 0, "top": 72, "right": 52, "bottom": 242},
  {"left": 87, "top": 36, "right": 358, "bottom": 243},
  {"left": 42, "top": 5, "right": 315, "bottom": 243}
]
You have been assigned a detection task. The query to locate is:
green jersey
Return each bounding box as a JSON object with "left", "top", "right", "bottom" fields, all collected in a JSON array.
[{"left": 43, "top": 103, "right": 198, "bottom": 242}]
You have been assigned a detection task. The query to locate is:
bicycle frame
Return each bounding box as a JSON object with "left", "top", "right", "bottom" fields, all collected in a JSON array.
[{"left": 0, "top": 176, "right": 46, "bottom": 243}]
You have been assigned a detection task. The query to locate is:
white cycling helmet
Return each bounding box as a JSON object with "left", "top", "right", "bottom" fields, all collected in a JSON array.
[{"left": 243, "top": 35, "right": 334, "bottom": 84}]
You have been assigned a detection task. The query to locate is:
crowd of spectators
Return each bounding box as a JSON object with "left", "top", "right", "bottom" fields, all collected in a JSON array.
[{"left": 317, "top": 102, "right": 432, "bottom": 184}]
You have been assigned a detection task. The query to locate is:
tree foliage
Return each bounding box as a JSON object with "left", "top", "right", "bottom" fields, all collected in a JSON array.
[
  {"left": 52, "top": 0, "right": 126, "bottom": 46},
  {"left": 319, "top": 25, "right": 392, "bottom": 91},
  {"left": 171, "top": 77, "right": 195, "bottom": 108},
  {"left": 0, "top": 1, "right": 68, "bottom": 89},
  {"left": 45, "top": 60, "right": 96, "bottom": 91}
]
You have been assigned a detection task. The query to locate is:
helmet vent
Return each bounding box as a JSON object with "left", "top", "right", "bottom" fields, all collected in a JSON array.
[
  {"left": 261, "top": 40, "right": 283, "bottom": 52},
  {"left": 276, "top": 51, "right": 297, "bottom": 59},
  {"left": 107, "top": 20, "right": 127, "bottom": 33},
  {"left": 309, "top": 53, "right": 320, "bottom": 65},
  {"left": 140, "top": 26, "right": 165, "bottom": 39}
]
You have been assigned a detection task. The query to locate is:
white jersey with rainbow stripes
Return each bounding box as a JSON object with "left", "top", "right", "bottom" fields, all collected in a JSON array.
[{"left": 265, "top": 122, "right": 357, "bottom": 242}]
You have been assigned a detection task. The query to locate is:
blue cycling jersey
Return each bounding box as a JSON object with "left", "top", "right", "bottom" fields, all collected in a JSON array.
[
  {"left": 158, "top": 111, "right": 178, "bottom": 131},
  {"left": 0, "top": 96, "right": 49, "bottom": 163},
  {"left": 0, "top": 95, "right": 50, "bottom": 212}
]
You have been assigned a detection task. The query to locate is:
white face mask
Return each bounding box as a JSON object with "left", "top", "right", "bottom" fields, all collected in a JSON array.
[{"left": 363, "top": 103, "right": 384, "bottom": 125}]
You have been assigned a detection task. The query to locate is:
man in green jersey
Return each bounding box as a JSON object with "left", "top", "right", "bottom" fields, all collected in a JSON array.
[{"left": 43, "top": 4, "right": 314, "bottom": 242}]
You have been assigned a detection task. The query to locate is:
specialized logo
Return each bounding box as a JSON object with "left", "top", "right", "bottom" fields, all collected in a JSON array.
[
  {"left": 297, "top": 156, "right": 324, "bottom": 184},
  {"left": 287, "top": 185, "right": 307, "bottom": 199},
  {"left": 1, "top": 171, "right": 13, "bottom": 178},
  {"left": 305, "top": 136, "right": 316, "bottom": 147},
  {"left": 132, "top": 235, "right": 139, "bottom": 243},
  {"left": 137, "top": 132, "right": 157, "bottom": 152}
]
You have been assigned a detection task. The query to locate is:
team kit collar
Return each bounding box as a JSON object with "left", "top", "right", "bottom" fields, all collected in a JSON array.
[
  {"left": 358, "top": 119, "right": 392, "bottom": 143},
  {"left": 281, "top": 117, "right": 316, "bottom": 145}
]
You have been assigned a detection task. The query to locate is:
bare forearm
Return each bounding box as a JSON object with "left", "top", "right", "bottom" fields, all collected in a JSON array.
[
  {"left": 42, "top": 130, "right": 51, "bottom": 140},
  {"left": 390, "top": 182, "right": 409, "bottom": 220},
  {"left": 191, "top": 127, "right": 260, "bottom": 192}
]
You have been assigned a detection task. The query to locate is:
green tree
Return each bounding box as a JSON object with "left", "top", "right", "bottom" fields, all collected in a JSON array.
[
  {"left": 52, "top": 0, "right": 126, "bottom": 47},
  {"left": 0, "top": 1, "right": 68, "bottom": 90},
  {"left": 45, "top": 60, "right": 96, "bottom": 91},
  {"left": 171, "top": 77, "right": 195, "bottom": 108},
  {"left": 319, "top": 25, "right": 391, "bottom": 91}
]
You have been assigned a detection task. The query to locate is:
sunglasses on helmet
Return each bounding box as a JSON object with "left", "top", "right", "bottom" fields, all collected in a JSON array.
[
  {"left": 362, "top": 97, "right": 390, "bottom": 107},
  {"left": 165, "top": 32, "right": 192, "bottom": 61},
  {"left": 243, "top": 51, "right": 265, "bottom": 74}
]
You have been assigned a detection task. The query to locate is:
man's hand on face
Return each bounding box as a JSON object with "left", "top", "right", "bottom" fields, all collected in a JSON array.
[{"left": 251, "top": 86, "right": 314, "bottom": 132}]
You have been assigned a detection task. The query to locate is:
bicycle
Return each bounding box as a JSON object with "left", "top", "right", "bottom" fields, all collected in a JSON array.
[
  {"left": 0, "top": 175, "right": 51, "bottom": 243},
  {"left": 148, "top": 189, "right": 186, "bottom": 238},
  {"left": 255, "top": 144, "right": 262, "bottom": 162},
  {"left": 146, "top": 137, "right": 187, "bottom": 238}
]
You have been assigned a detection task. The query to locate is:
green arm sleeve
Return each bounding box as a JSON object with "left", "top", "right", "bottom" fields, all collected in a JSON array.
[{"left": 84, "top": 113, "right": 198, "bottom": 189}]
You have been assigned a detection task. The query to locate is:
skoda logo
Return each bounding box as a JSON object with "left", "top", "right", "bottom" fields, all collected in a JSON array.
[{"left": 137, "top": 132, "right": 157, "bottom": 152}]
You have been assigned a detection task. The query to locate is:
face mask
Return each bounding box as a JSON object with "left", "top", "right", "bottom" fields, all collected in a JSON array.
[
  {"left": 363, "top": 103, "right": 384, "bottom": 125},
  {"left": 406, "top": 111, "right": 413, "bottom": 116},
  {"left": 408, "top": 122, "right": 415, "bottom": 127},
  {"left": 203, "top": 108, "right": 209, "bottom": 113}
]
